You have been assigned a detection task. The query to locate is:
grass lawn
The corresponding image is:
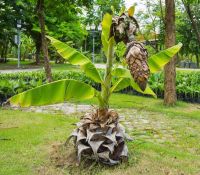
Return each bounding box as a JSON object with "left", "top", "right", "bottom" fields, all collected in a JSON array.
[
  {"left": 0, "top": 94, "right": 200, "bottom": 175},
  {"left": 0, "top": 59, "right": 79, "bottom": 72},
  {"left": 1, "top": 59, "right": 200, "bottom": 72}
]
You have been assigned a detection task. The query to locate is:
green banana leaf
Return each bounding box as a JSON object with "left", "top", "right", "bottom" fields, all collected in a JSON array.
[
  {"left": 110, "top": 78, "right": 130, "bottom": 92},
  {"left": 101, "top": 13, "right": 112, "bottom": 58},
  {"left": 47, "top": 36, "right": 103, "bottom": 83},
  {"left": 111, "top": 68, "right": 156, "bottom": 97},
  {"left": 148, "top": 43, "right": 183, "bottom": 73},
  {"left": 130, "top": 80, "right": 156, "bottom": 98},
  {"left": 128, "top": 5, "right": 135, "bottom": 17},
  {"left": 9, "top": 79, "right": 96, "bottom": 107},
  {"left": 112, "top": 67, "right": 132, "bottom": 78}
]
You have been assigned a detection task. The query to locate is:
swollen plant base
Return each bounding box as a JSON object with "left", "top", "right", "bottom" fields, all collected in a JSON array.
[{"left": 68, "top": 110, "right": 131, "bottom": 165}]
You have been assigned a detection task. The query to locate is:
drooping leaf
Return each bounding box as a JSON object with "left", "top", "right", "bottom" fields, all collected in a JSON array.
[
  {"left": 112, "top": 67, "right": 132, "bottom": 78},
  {"left": 112, "top": 67, "right": 156, "bottom": 97},
  {"left": 111, "top": 78, "right": 130, "bottom": 92},
  {"left": 130, "top": 80, "right": 157, "bottom": 98},
  {"left": 47, "top": 36, "right": 103, "bottom": 83},
  {"left": 148, "top": 43, "right": 183, "bottom": 73},
  {"left": 101, "top": 13, "right": 112, "bottom": 57},
  {"left": 128, "top": 5, "right": 135, "bottom": 17},
  {"left": 9, "top": 79, "right": 97, "bottom": 107}
]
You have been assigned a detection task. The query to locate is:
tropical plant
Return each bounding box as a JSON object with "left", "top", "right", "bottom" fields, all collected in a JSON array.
[{"left": 7, "top": 7, "right": 182, "bottom": 165}]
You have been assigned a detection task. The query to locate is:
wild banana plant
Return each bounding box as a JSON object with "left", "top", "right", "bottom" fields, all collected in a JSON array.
[{"left": 8, "top": 7, "right": 182, "bottom": 165}]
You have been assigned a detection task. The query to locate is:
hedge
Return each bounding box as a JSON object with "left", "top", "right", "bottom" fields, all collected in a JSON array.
[{"left": 0, "top": 70, "right": 199, "bottom": 104}]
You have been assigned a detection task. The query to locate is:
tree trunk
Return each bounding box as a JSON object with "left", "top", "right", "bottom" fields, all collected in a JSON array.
[
  {"left": 182, "top": 0, "right": 200, "bottom": 45},
  {"left": 35, "top": 35, "right": 42, "bottom": 65},
  {"left": 4, "top": 41, "right": 8, "bottom": 62},
  {"left": 37, "top": 0, "right": 52, "bottom": 82},
  {"left": 164, "top": 0, "right": 177, "bottom": 105},
  {"left": 1, "top": 39, "right": 8, "bottom": 63},
  {"left": 196, "top": 54, "right": 199, "bottom": 68}
]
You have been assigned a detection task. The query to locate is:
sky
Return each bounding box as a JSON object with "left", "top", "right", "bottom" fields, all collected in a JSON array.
[
  {"left": 125, "top": 0, "right": 136, "bottom": 8},
  {"left": 125, "top": 0, "right": 146, "bottom": 13}
]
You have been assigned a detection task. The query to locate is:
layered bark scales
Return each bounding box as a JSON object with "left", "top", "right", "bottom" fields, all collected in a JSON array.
[
  {"left": 69, "top": 110, "right": 129, "bottom": 165},
  {"left": 164, "top": 0, "right": 177, "bottom": 105},
  {"left": 37, "top": 0, "right": 52, "bottom": 82}
]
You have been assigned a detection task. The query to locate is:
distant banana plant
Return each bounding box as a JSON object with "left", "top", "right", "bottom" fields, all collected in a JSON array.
[{"left": 8, "top": 6, "right": 182, "bottom": 165}]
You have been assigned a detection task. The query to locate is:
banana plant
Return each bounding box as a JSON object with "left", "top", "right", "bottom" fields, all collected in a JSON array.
[{"left": 8, "top": 7, "right": 182, "bottom": 165}]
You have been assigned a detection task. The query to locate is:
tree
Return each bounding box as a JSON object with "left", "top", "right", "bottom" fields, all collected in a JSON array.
[
  {"left": 2, "top": 0, "right": 92, "bottom": 65},
  {"left": 84, "top": 0, "right": 125, "bottom": 57},
  {"left": 0, "top": 0, "right": 19, "bottom": 62},
  {"left": 37, "top": 0, "right": 52, "bottom": 82},
  {"left": 181, "top": 0, "right": 200, "bottom": 68},
  {"left": 182, "top": 0, "right": 200, "bottom": 44},
  {"left": 135, "top": 0, "right": 162, "bottom": 52},
  {"left": 176, "top": 2, "right": 200, "bottom": 68},
  {"left": 164, "top": 0, "right": 177, "bottom": 105},
  {"left": 8, "top": 8, "right": 182, "bottom": 164}
]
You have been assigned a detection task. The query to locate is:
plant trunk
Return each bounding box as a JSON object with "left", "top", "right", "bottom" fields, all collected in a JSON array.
[
  {"left": 100, "top": 38, "right": 115, "bottom": 113},
  {"left": 37, "top": 0, "right": 52, "bottom": 82},
  {"left": 164, "top": 0, "right": 177, "bottom": 105},
  {"left": 35, "top": 35, "right": 41, "bottom": 65}
]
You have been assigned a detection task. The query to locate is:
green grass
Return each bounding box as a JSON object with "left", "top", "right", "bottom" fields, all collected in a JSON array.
[
  {"left": 0, "top": 60, "right": 38, "bottom": 70},
  {"left": 0, "top": 59, "right": 79, "bottom": 71},
  {"left": 75, "top": 93, "right": 200, "bottom": 120},
  {"left": 0, "top": 93, "right": 200, "bottom": 175},
  {"left": 0, "top": 110, "right": 78, "bottom": 175}
]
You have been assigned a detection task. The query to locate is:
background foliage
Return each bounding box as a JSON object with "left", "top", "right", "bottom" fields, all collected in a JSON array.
[{"left": 1, "top": 70, "right": 199, "bottom": 104}]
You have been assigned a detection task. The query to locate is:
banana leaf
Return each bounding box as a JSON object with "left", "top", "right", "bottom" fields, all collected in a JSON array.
[
  {"left": 148, "top": 43, "right": 183, "bottom": 73},
  {"left": 101, "top": 13, "right": 112, "bottom": 58},
  {"left": 9, "top": 79, "right": 97, "bottom": 107},
  {"left": 47, "top": 36, "right": 103, "bottom": 83},
  {"left": 111, "top": 68, "right": 156, "bottom": 97}
]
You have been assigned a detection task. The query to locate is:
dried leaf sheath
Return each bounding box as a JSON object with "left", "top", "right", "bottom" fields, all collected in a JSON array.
[
  {"left": 68, "top": 110, "right": 130, "bottom": 165},
  {"left": 110, "top": 13, "right": 139, "bottom": 44}
]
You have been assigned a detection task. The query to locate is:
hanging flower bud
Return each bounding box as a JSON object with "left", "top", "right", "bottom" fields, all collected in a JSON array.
[
  {"left": 110, "top": 12, "right": 150, "bottom": 91},
  {"left": 125, "top": 41, "right": 150, "bottom": 91}
]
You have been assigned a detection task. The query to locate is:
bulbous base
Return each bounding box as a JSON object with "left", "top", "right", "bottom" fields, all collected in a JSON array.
[{"left": 68, "top": 110, "right": 131, "bottom": 165}]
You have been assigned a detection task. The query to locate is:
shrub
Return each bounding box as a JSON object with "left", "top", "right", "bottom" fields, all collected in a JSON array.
[
  {"left": 0, "top": 70, "right": 199, "bottom": 104},
  {"left": 148, "top": 71, "right": 200, "bottom": 103}
]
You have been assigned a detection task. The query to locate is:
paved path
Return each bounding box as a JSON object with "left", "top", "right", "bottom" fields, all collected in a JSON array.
[
  {"left": 0, "top": 64, "right": 199, "bottom": 74},
  {"left": 0, "top": 64, "right": 106, "bottom": 74}
]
